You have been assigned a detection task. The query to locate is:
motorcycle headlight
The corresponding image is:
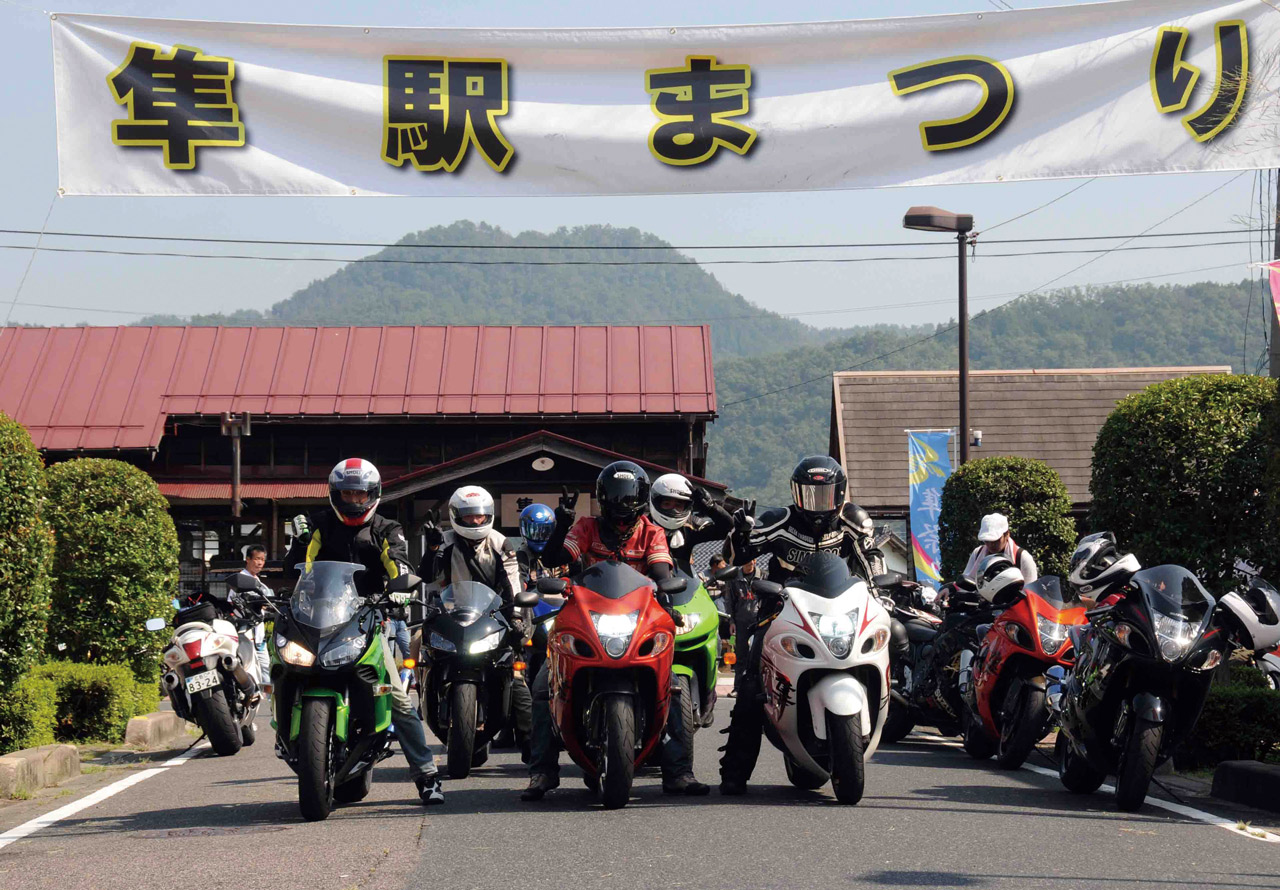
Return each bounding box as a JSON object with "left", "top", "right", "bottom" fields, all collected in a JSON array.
[
  {"left": 591, "top": 611, "right": 639, "bottom": 659},
  {"left": 1154, "top": 613, "right": 1198, "bottom": 662},
  {"left": 469, "top": 631, "right": 504, "bottom": 654},
  {"left": 320, "top": 633, "right": 365, "bottom": 669},
  {"left": 280, "top": 639, "right": 316, "bottom": 667},
  {"left": 428, "top": 631, "right": 456, "bottom": 654},
  {"left": 811, "top": 610, "right": 859, "bottom": 659},
  {"left": 675, "top": 611, "right": 704, "bottom": 637},
  {"left": 1035, "top": 614, "right": 1069, "bottom": 657}
]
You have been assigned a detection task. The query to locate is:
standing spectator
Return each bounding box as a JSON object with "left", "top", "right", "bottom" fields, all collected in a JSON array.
[
  {"left": 962, "top": 513, "right": 1039, "bottom": 583},
  {"left": 237, "top": 544, "right": 272, "bottom": 684},
  {"left": 701, "top": 554, "right": 729, "bottom": 615},
  {"left": 723, "top": 559, "right": 761, "bottom": 698}
]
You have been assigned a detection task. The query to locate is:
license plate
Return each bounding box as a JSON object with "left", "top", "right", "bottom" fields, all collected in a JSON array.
[{"left": 185, "top": 669, "right": 219, "bottom": 693}]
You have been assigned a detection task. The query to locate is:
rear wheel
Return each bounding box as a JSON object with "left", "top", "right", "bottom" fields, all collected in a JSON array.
[
  {"left": 828, "top": 713, "right": 866, "bottom": 804},
  {"left": 1056, "top": 732, "right": 1105, "bottom": 794},
  {"left": 446, "top": 683, "right": 478, "bottom": 779},
  {"left": 1115, "top": 717, "right": 1162, "bottom": 812},
  {"left": 196, "top": 692, "right": 243, "bottom": 757},
  {"left": 882, "top": 699, "right": 915, "bottom": 744},
  {"left": 962, "top": 710, "right": 996, "bottom": 760},
  {"left": 784, "top": 753, "right": 827, "bottom": 790},
  {"left": 1265, "top": 669, "right": 1280, "bottom": 692},
  {"left": 333, "top": 769, "right": 373, "bottom": 804},
  {"left": 996, "top": 683, "right": 1046, "bottom": 770},
  {"left": 600, "top": 694, "right": 637, "bottom": 810},
  {"left": 241, "top": 720, "right": 257, "bottom": 747},
  {"left": 298, "top": 697, "right": 335, "bottom": 821}
]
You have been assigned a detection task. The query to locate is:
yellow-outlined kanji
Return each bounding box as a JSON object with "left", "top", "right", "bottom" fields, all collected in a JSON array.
[
  {"left": 644, "top": 55, "right": 757, "bottom": 167},
  {"left": 1181, "top": 20, "right": 1248, "bottom": 143},
  {"left": 106, "top": 42, "right": 245, "bottom": 171},
  {"left": 380, "top": 56, "right": 514, "bottom": 174},
  {"left": 1149, "top": 26, "right": 1200, "bottom": 114},
  {"left": 888, "top": 55, "right": 1015, "bottom": 152}
]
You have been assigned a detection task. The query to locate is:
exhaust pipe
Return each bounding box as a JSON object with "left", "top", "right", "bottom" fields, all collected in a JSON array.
[{"left": 162, "top": 672, "right": 181, "bottom": 690}]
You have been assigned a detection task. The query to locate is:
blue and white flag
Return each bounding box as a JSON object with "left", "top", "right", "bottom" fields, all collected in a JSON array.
[{"left": 907, "top": 431, "right": 953, "bottom": 584}]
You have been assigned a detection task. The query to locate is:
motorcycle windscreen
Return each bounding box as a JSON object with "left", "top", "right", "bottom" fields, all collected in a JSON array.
[
  {"left": 667, "top": 570, "right": 700, "bottom": 608},
  {"left": 442, "top": 581, "right": 502, "bottom": 614},
  {"left": 789, "top": 551, "right": 859, "bottom": 599},
  {"left": 575, "top": 561, "right": 654, "bottom": 600},
  {"left": 1130, "top": 565, "right": 1214, "bottom": 625},
  {"left": 291, "top": 561, "right": 364, "bottom": 634},
  {"left": 1024, "top": 576, "right": 1081, "bottom": 609}
]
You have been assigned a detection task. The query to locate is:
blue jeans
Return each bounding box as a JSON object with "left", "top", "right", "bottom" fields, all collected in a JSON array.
[
  {"left": 386, "top": 619, "right": 411, "bottom": 662},
  {"left": 381, "top": 638, "right": 437, "bottom": 780}
]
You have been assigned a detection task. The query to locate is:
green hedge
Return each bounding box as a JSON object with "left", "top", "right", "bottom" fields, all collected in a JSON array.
[
  {"left": 1177, "top": 665, "right": 1280, "bottom": 769},
  {"left": 0, "top": 674, "right": 57, "bottom": 754},
  {"left": 1091, "top": 374, "right": 1277, "bottom": 592},
  {"left": 938, "top": 456, "right": 1076, "bottom": 580},
  {"left": 0, "top": 412, "right": 54, "bottom": 690},
  {"left": 30, "top": 662, "right": 146, "bottom": 744},
  {"left": 45, "top": 458, "right": 178, "bottom": 683}
]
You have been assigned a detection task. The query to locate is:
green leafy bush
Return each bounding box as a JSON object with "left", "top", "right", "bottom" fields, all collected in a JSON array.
[
  {"left": 31, "top": 662, "right": 141, "bottom": 744},
  {"left": 1177, "top": 666, "right": 1280, "bottom": 769},
  {"left": 938, "top": 456, "right": 1076, "bottom": 580},
  {"left": 45, "top": 459, "right": 178, "bottom": 683},
  {"left": 1090, "top": 374, "right": 1277, "bottom": 592},
  {"left": 0, "top": 412, "right": 54, "bottom": 691},
  {"left": 0, "top": 673, "right": 57, "bottom": 754}
]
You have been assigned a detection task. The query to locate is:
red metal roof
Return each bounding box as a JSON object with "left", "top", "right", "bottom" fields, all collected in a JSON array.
[
  {"left": 158, "top": 482, "right": 328, "bottom": 501},
  {"left": 0, "top": 325, "right": 716, "bottom": 451}
]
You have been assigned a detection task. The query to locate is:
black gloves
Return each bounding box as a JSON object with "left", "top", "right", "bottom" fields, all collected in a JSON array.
[
  {"left": 424, "top": 524, "right": 445, "bottom": 550},
  {"left": 691, "top": 486, "right": 713, "bottom": 510},
  {"left": 556, "top": 486, "right": 580, "bottom": 524},
  {"left": 731, "top": 508, "right": 753, "bottom": 536}
]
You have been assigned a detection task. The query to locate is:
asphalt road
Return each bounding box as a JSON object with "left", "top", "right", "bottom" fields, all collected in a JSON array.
[{"left": 1, "top": 703, "right": 1278, "bottom": 890}]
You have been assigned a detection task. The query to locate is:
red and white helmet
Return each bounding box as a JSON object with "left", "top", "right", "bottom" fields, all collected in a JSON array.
[
  {"left": 329, "top": 458, "right": 382, "bottom": 527},
  {"left": 449, "top": 486, "right": 495, "bottom": 541}
]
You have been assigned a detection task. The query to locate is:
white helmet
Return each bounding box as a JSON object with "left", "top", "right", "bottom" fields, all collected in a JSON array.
[
  {"left": 650, "top": 473, "right": 694, "bottom": 531},
  {"left": 1068, "top": 532, "right": 1140, "bottom": 598},
  {"left": 1218, "top": 579, "right": 1280, "bottom": 652},
  {"left": 329, "top": 458, "right": 382, "bottom": 527},
  {"left": 976, "top": 553, "right": 1024, "bottom": 605},
  {"left": 449, "top": 486, "right": 495, "bottom": 541}
]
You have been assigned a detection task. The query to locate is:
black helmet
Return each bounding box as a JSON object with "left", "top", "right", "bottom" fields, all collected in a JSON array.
[
  {"left": 790, "top": 455, "right": 847, "bottom": 531},
  {"left": 596, "top": 461, "right": 650, "bottom": 534}
]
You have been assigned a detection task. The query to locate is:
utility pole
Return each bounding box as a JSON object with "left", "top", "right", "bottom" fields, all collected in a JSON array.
[
  {"left": 220, "top": 412, "right": 251, "bottom": 518},
  {"left": 1271, "top": 169, "right": 1280, "bottom": 377}
]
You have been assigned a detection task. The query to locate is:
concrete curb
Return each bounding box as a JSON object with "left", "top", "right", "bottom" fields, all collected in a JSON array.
[
  {"left": 124, "top": 711, "right": 196, "bottom": 749},
  {"left": 0, "top": 744, "right": 80, "bottom": 798},
  {"left": 1212, "top": 760, "right": 1280, "bottom": 814}
]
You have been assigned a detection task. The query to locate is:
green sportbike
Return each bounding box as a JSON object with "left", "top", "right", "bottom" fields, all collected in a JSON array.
[
  {"left": 267, "top": 561, "right": 420, "bottom": 821},
  {"left": 669, "top": 569, "right": 730, "bottom": 749}
]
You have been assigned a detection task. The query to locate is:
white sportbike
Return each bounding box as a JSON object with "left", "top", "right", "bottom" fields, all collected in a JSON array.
[{"left": 752, "top": 553, "right": 892, "bottom": 804}]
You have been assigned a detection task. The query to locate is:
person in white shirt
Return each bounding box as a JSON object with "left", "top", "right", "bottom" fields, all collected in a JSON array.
[
  {"left": 236, "top": 544, "right": 272, "bottom": 684},
  {"left": 963, "top": 513, "right": 1039, "bottom": 583}
]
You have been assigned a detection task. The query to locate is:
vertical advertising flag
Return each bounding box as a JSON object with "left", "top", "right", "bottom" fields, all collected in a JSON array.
[
  {"left": 907, "top": 431, "right": 954, "bottom": 584},
  {"left": 1268, "top": 261, "right": 1280, "bottom": 329}
]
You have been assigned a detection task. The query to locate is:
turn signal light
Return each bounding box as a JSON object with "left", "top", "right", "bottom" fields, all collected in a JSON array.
[
  {"left": 402, "top": 658, "right": 416, "bottom": 669},
  {"left": 372, "top": 684, "right": 393, "bottom": 696},
  {"left": 261, "top": 683, "right": 274, "bottom": 695},
  {"left": 649, "top": 632, "right": 672, "bottom": 656},
  {"left": 514, "top": 661, "right": 527, "bottom": 671},
  {"left": 724, "top": 652, "right": 737, "bottom": 665}
]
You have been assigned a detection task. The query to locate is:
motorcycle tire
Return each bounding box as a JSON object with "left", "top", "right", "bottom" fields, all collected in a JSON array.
[
  {"left": 1265, "top": 670, "right": 1280, "bottom": 692},
  {"left": 1115, "top": 717, "right": 1162, "bottom": 812},
  {"left": 241, "top": 720, "right": 257, "bottom": 747},
  {"left": 784, "top": 754, "right": 827, "bottom": 790},
  {"left": 471, "top": 742, "right": 490, "bottom": 768},
  {"left": 333, "top": 768, "right": 373, "bottom": 804},
  {"left": 197, "top": 692, "right": 244, "bottom": 757},
  {"left": 298, "top": 696, "right": 336, "bottom": 821},
  {"left": 447, "top": 682, "right": 478, "bottom": 779},
  {"left": 675, "top": 674, "right": 697, "bottom": 758},
  {"left": 881, "top": 700, "right": 915, "bottom": 745},
  {"left": 1056, "top": 733, "right": 1105, "bottom": 795},
  {"left": 996, "top": 684, "right": 1046, "bottom": 770},
  {"left": 827, "top": 713, "right": 866, "bottom": 805},
  {"left": 600, "top": 693, "right": 637, "bottom": 810},
  {"left": 961, "top": 711, "right": 996, "bottom": 760}
]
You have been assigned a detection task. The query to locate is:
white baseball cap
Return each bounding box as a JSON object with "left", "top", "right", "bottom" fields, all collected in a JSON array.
[{"left": 977, "top": 513, "right": 1010, "bottom": 543}]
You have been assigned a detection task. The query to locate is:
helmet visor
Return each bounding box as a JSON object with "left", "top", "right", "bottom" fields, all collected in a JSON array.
[
  {"left": 521, "top": 520, "right": 554, "bottom": 542},
  {"left": 791, "top": 481, "right": 840, "bottom": 513}
]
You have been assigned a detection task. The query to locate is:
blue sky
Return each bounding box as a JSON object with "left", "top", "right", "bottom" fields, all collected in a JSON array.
[{"left": 0, "top": 0, "right": 1269, "bottom": 329}]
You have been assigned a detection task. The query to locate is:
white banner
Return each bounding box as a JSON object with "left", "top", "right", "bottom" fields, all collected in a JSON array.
[{"left": 51, "top": 2, "right": 1280, "bottom": 197}]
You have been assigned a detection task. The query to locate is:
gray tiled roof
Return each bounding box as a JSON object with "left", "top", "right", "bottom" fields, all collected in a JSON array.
[{"left": 829, "top": 367, "right": 1229, "bottom": 513}]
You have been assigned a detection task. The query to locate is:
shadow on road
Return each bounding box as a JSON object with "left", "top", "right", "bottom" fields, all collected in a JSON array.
[{"left": 856, "top": 868, "right": 1280, "bottom": 889}]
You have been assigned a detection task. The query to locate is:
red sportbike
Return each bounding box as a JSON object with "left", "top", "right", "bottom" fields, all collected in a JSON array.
[
  {"left": 963, "top": 576, "right": 1088, "bottom": 768},
  {"left": 536, "top": 561, "right": 679, "bottom": 809}
]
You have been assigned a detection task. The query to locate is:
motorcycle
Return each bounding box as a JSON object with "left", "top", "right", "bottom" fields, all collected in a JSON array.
[
  {"left": 876, "top": 572, "right": 943, "bottom": 743},
  {"left": 962, "top": 576, "right": 1088, "bottom": 768},
  {"left": 417, "top": 580, "right": 539, "bottom": 778},
  {"left": 535, "top": 561, "right": 682, "bottom": 810},
  {"left": 1049, "top": 565, "right": 1273, "bottom": 811},
  {"left": 749, "top": 552, "right": 891, "bottom": 804},
  {"left": 669, "top": 569, "right": 730, "bottom": 748},
  {"left": 267, "top": 561, "right": 420, "bottom": 821},
  {"left": 157, "top": 584, "right": 267, "bottom": 756}
]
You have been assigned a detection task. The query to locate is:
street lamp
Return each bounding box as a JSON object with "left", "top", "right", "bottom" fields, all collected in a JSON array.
[{"left": 903, "top": 206, "right": 975, "bottom": 464}]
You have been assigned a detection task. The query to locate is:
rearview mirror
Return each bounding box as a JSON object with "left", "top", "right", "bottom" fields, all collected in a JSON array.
[
  {"left": 144, "top": 617, "right": 167, "bottom": 632},
  {"left": 712, "top": 566, "right": 741, "bottom": 582},
  {"left": 387, "top": 573, "right": 422, "bottom": 594},
  {"left": 873, "top": 572, "right": 906, "bottom": 589},
  {"left": 514, "top": 589, "right": 540, "bottom": 609},
  {"left": 537, "top": 577, "right": 568, "bottom": 596},
  {"left": 657, "top": 577, "right": 687, "bottom": 596},
  {"left": 227, "top": 573, "right": 258, "bottom": 592},
  {"left": 751, "top": 579, "right": 784, "bottom": 599}
]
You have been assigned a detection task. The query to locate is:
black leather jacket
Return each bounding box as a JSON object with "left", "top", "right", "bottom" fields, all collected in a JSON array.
[
  {"left": 725, "top": 502, "right": 884, "bottom": 584},
  {"left": 283, "top": 510, "right": 412, "bottom": 597}
]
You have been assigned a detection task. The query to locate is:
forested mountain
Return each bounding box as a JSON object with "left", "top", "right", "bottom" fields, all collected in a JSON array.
[
  {"left": 140, "top": 221, "right": 841, "bottom": 358},
  {"left": 710, "top": 280, "right": 1271, "bottom": 503}
]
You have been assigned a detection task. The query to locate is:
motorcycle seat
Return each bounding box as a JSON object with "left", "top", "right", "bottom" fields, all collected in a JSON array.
[{"left": 903, "top": 620, "right": 938, "bottom": 643}]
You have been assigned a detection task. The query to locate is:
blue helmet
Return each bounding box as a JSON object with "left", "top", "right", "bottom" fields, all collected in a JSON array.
[{"left": 519, "top": 503, "right": 556, "bottom": 553}]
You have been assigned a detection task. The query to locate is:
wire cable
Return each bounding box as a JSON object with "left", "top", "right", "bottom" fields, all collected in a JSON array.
[{"left": 980, "top": 178, "right": 1096, "bottom": 235}]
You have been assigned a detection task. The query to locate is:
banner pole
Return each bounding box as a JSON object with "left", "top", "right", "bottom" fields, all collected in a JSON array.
[{"left": 1271, "top": 169, "right": 1280, "bottom": 378}]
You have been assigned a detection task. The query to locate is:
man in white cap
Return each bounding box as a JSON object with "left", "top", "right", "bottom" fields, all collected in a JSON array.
[{"left": 963, "top": 512, "right": 1038, "bottom": 582}]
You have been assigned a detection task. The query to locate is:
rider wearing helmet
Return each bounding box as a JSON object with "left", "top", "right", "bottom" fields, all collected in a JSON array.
[
  {"left": 649, "top": 473, "right": 734, "bottom": 576},
  {"left": 1067, "top": 531, "right": 1141, "bottom": 607},
  {"left": 963, "top": 513, "right": 1039, "bottom": 583},
  {"left": 516, "top": 503, "right": 562, "bottom": 585},
  {"left": 523, "top": 462, "right": 703, "bottom": 800},
  {"left": 283, "top": 459, "right": 444, "bottom": 805}
]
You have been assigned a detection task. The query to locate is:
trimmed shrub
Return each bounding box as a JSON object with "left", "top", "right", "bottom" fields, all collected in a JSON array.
[
  {"left": 0, "top": 673, "right": 57, "bottom": 754},
  {"left": 938, "top": 456, "right": 1076, "bottom": 580},
  {"left": 31, "top": 662, "right": 140, "bottom": 744},
  {"left": 1090, "top": 374, "right": 1277, "bottom": 592},
  {"left": 0, "top": 412, "right": 54, "bottom": 691},
  {"left": 132, "top": 678, "right": 160, "bottom": 719},
  {"left": 45, "top": 458, "right": 178, "bottom": 683},
  {"left": 1177, "top": 665, "right": 1280, "bottom": 769}
]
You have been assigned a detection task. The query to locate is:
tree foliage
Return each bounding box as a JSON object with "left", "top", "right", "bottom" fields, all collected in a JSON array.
[
  {"left": 1090, "top": 374, "right": 1277, "bottom": 591},
  {"left": 0, "top": 412, "right": 53, "bottom": 691},
  {"left": 937, "top": 456, "right": 1076, "bottom": 580},
  {"left": 45, "top": 459, "right": 178, "bottom": 682}
]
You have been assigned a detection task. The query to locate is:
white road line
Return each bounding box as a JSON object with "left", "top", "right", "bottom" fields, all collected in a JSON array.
[{"left": 0, "top": 743, "right": 210, "bottom": 852}]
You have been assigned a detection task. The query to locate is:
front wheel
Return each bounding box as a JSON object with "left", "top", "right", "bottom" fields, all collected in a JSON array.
[
  {"left": 1115, "top": 717, "right": 1162, "bottom": 812},
  {"left": 996, "top": 683, "right": 1046, "bottom": 770},
  {"left": 1057, "top": 732, "right": 1105, "bottom": 794},
  {"left": 827, "top": 713, "right": 866, "bottom": 804},
  {"left": 298, "top": 697, "right": 336, "bottom": 821},
  {"left": 962, "top": 710, "right": 996, "bottom": 760},
  {"left": 600, "top": 694, "right": 637, "bottom": 810},
  {"left": 196, "top": 691, "right": 243, "bottom": 757},
  {"left": 675, "top": 674, "right": 696, "bottom": 754},
  {"left": 446, "top": 683, "right": 478, "bottom": 779}
]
